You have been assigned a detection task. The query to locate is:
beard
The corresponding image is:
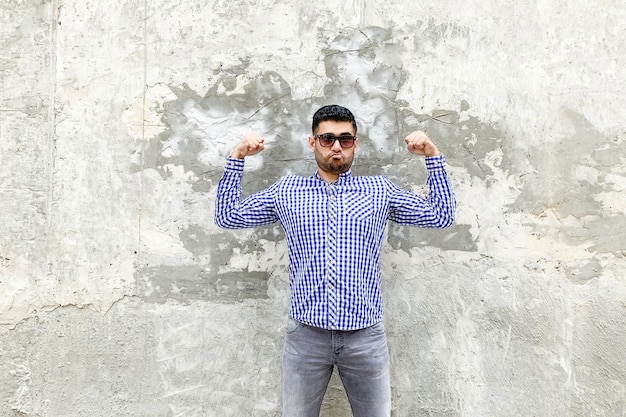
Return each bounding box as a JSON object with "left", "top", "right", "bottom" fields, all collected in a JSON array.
[{"left": 314, "top": 150, "right": 354, "bottom": 175}]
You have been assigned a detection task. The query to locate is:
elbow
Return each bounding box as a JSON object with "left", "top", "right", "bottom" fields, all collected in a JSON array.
[
  {"left": 214, "top": 213, "right": 231, "bottom": 229},
  {"left": 435, "top": 210, "right": 455, "bottom": 229},
  {"left": 214, "top": 202, "right": 238, "bottom": 229},
  {"left": 215, "top": 210, "right": 246, "bottom": 230},
  {"left": 439, "top": 216, "right": 455, "bottom": 229},
  {"left": 438, "top": 200, "right": 456, "bottom": 228}
]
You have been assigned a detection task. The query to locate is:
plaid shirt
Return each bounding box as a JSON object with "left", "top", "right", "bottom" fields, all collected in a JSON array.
[{"left": 215, "top": 156, "right": 456, "bottom": 330}]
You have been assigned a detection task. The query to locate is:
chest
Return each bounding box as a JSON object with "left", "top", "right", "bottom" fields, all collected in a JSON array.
[{"left": 276, "top": 182, "right": 388, "bottom": 225}]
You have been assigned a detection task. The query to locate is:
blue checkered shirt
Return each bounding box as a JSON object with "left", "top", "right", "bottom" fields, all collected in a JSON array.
[{"left": 215, "top": 155, "right": 456, "bottom": 330}]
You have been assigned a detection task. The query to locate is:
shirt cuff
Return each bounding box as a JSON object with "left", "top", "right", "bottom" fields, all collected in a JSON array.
[
  {"left": 425, "top": 154, "right": 446, "bottom": 170},
  {"left": 225, "top": 157, "right": 245, "bottom": 172}
]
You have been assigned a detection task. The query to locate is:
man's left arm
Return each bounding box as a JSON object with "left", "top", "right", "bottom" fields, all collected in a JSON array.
[{"left": 387, "top": 131, "right": 456, "bottom": 228}]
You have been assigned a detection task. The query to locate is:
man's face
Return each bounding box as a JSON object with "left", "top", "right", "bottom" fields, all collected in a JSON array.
[{"left": 308, "top": 120, "right": 358, "bottom": 179}]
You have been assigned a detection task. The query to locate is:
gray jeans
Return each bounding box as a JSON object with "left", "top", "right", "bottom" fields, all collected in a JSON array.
[{"left": 281, "top": 319, "right": 391, "bottom": 417}]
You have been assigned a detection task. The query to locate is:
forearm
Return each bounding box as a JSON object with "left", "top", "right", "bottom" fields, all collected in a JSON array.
[
  {"left": 214, "top": 158, "right": 246, "bottom": 229},
  {"left": 424, "top": 155, "right": 456, "bottom": 228}
]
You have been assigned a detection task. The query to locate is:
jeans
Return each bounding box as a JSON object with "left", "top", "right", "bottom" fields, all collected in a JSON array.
[{"left": 281, "top": 319, "right": 391, "bottom": 417}]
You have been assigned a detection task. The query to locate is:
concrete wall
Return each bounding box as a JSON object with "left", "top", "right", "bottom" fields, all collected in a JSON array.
[{"left": 1, "top": 0, "right": 625, "bottom": 416}]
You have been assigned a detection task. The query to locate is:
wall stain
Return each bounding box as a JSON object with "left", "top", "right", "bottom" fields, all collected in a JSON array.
[
  {"left": 512, "top": 109, "right": 625, "bottom": 259},
  {"left": 137, "top": 264, "right": 271, "bottom": 303}
]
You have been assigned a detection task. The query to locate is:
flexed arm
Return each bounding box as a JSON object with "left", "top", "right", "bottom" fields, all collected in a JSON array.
[
  {"left": 388, "top": 130, "right": 456, "bottom": 228},
  {"left": 214, "top": 132, "right": 278, "bottom": 229}
]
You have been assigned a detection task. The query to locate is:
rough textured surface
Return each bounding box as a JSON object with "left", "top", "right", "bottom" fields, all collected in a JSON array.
[{"left": 1, "top": 0, "right": 625, "bottom": 416}]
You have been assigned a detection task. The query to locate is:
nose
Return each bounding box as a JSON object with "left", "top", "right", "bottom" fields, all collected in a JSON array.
[{"left": 331, "top": 138, "right": 343, "bottom": 151}]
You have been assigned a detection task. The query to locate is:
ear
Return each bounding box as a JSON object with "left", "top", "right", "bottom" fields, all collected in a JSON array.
[{"left": 308, "top": 135, "right": 316, "bottom": 152}]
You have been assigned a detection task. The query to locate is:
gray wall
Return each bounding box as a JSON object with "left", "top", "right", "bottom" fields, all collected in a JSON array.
[{"left": 1, "top": 0, "right": 625, "bottom": 416}]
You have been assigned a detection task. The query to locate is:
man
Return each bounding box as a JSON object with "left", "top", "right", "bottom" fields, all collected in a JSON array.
[{"left": 215, "top": 105, "right": 456, "bottom": 416}]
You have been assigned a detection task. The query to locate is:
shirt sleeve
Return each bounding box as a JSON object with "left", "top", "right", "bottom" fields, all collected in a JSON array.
[
  {"left": 387, "top": 155, "right": 456, "bottom": 228},
  {"left": 214, "top": 157, "right": 280, "bottom": 229}
]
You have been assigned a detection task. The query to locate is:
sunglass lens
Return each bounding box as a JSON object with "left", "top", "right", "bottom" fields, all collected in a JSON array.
[
  {"left": 320, "top": 136, "right": 334, "bottom": 146},
  {"left": 338, "top": 136, "right": 355, "bottom": 148}
]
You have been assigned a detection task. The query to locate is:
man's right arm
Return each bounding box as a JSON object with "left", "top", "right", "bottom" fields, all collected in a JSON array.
[{"left": 214, "top": 133, "right": 278, "bottom": 229}]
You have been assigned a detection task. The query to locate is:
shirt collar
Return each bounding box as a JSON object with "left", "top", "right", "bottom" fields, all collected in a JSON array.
[{"left": 313, "top": 169, "right": 353, "bottom": 184}]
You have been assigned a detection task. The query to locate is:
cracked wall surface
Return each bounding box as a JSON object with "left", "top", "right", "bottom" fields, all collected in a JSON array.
[{"left": 1, "top": 0, "right": 625, "bottom": 416}]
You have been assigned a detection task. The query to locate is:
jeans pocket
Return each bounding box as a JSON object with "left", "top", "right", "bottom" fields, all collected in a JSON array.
[
  {"left": 285, "top": 318, "right": 302, "bottom": 335},
  {"left": 365, "top": 321, "right": 385, "bottom": 336}
]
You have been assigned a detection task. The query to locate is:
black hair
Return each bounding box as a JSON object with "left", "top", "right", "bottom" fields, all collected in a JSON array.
[{"left": 311, "top": 105, "right": 357, "bottom": 134}]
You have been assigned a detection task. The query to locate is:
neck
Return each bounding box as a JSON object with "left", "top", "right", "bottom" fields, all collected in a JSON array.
[{"left": 317, "top": 170, "right": 339, "bottom": 182}]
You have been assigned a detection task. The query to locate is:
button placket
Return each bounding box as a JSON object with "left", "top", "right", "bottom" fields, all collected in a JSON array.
[{"left": 326, "top": 183, "right": 339, "bottom": 327}]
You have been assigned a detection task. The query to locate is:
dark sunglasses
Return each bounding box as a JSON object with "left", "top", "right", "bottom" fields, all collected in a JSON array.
[{"left": 314, "top": 133, "right": 357, "bottom": 148}]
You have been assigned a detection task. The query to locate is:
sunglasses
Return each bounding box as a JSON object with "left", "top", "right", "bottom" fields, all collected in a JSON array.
[{"left": 314, "top": 133, "right": 357, "bottom": 149}]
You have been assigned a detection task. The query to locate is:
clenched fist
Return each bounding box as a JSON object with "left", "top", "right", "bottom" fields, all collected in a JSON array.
[
  {"left": 404, "top": 131, "right": 440, "bottom": 157},
  {"left": 230, "top": 132, "right": 265, "bottom": 159}
]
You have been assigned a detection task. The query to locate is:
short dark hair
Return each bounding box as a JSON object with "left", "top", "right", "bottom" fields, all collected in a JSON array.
[{"left": 312, "top": 105, "right": 357, "bottom": 134}]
